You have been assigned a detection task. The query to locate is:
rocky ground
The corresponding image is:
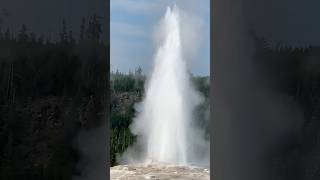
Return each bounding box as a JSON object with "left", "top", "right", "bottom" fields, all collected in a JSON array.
[{"left": 110, "top": 163, "right": 210, "bottom": 180}]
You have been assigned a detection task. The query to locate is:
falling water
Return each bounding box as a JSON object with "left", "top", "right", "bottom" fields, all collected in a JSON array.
[{"left": 125, "top": 4, "right": 204, "bottom": 166}]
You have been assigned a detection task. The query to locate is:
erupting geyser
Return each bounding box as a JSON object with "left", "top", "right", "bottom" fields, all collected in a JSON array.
[
  {"left": 142, "top": 5, "right": 189, "bottom": 164},
  {"left": 120, "top": 4, "right": 206, "bottom": 166}
]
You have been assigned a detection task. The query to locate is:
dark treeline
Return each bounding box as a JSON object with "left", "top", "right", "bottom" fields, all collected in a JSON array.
[
  {"left": 110, "top": 69, "right": 144, "bottom": 166},
  {"left": 0, "top": 14, "right": 107, "bottom": 180},
  {"left": 0, "top": 13, "right": 103, "bottom": 44},
  {"left": 254, "top": 37, "right": 320, "bottom": 113},
  {"left": 110, "top": 69, "right": 210, "bottom": 166},
  {"left": 253, "top": 37, "right": 320, "bottom": 179}
]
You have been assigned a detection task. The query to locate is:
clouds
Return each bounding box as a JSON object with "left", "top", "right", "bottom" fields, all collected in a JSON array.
[
  {"left": 110, "top": 0, "right": 210, "bottom": 75},
  {"left": 111, "top": 21, "right": 149, "bottom": 40},
  {"left": 111, "top": 37, "right": 153, "bottom": 74},
  {"left": 111, "top": 0, "right": 161, "bottom": 14}
]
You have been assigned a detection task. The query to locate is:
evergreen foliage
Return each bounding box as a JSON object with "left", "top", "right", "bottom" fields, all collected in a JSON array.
[
  {"left": 0, "top": 14, "right": 107, "bottom": 180},
  {"left": 109, "top": 70, "right": 210, "bottom": 166}
]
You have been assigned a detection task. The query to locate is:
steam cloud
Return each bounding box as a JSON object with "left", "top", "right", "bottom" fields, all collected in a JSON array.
[
  {"left": 73, "top": 124, "right": 107, "bottom": 180},
  {"left": 118, "top": 5, "right": 209, "bottom": 167},
  {"left": 213, "top": 0, "right": 304, "bottom": 179}
]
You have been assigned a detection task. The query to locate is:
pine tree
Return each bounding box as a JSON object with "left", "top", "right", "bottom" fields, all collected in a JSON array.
[
  {"left": 0, "top": 27, "right": 3, "bottom": 40},
  {"left": 46, "top": 38, "right": 51, "bottom": 45},
  {"left": 18, "top": 24, "right": 28, "bottom": 42},
  {"left": 4, "top": 28, "right": 10, "bottom": 41},
  {"left": 30, "top": 32, "right": 36, "bottom": 43},
  {"left": 86, "top": 14, "right": 102, "bottom": 42},
  {"left": 68, "top": 30, "right": 75, "bottom": 44},
  {"left": 80, "top": 18, "right": 86, "bottom": 40},
  {"left": 38, "top": 35, "right": 44, "bottom": 44},
  {"left": 59, "top": 19, "right": 68, "bottom": 43}
]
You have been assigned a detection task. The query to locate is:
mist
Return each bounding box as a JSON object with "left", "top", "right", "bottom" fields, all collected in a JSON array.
[
  {"left": 118, "top": 4, "right": 209, "bottom": 167},
  {"left": 73, "top": 123, "right": 108, "bottom": 180},
  {"left": 213, "top": 0, "right": 304, "bottom": 180}
]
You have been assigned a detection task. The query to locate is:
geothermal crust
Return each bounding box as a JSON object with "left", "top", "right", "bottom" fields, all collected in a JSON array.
[{"left": 110, "top": 163, "right": 210, "bottom": 180}]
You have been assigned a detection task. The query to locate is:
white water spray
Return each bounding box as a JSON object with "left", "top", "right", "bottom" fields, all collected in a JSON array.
[{"left": 120, "top": 5, "right": 206, "bottom": 166}]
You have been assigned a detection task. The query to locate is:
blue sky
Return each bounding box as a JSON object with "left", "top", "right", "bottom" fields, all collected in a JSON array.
[{"left": 111, "top": 0, "right": 210, "bottom": 76}]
